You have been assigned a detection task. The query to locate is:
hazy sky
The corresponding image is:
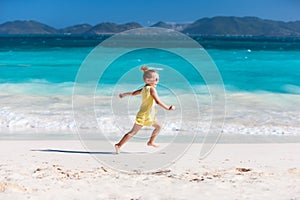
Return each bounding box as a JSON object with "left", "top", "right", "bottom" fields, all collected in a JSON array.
[{"left": 1, "top": 0, "right": 299, "bottom": 28}]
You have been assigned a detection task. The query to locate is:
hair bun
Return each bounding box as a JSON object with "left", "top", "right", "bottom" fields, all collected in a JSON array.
[{"left": 140, "top": 66, "right": 149, "bottom": 72}]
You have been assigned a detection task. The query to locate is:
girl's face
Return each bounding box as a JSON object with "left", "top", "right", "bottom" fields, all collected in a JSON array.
[
  {"left": 145, "top": 72, "right": 159, "bottom": 86},
  {"left": 150, "top": 73, "right": 159, "bottom": 87}
]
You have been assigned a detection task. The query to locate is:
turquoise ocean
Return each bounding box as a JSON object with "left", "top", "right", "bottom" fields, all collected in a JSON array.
[{"left": 0, "top": 35, "right": 299, "bottom": 137}]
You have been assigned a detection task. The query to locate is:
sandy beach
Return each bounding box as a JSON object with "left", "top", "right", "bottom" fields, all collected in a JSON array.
[{"left": 0, "top": 137, "right": 299, "bottom": 200}]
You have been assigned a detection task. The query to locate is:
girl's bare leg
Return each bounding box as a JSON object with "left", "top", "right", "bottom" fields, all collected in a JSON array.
[
  {"left": 147, "top": 122, "right": 161, "bottom": 147},
  {"left": 115, "top": 123, "right": 142, "bottom": 154}
]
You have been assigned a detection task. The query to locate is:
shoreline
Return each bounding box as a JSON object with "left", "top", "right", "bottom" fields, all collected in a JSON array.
[{"left": 0, "top": 91, "right": 299, "bottom": 135}]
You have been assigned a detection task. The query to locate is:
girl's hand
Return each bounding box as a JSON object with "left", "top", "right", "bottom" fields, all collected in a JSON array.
[
  {"left": 169, "top": 105, "right": 175, "bottom": 110},
  {"left": 119, "top": 93, "right": 125, "bottom": 98}
]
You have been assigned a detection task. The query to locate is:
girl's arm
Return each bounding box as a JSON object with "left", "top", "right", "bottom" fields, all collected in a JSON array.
[
  {"left": 150, "top": 87, "right": 175, "bottom": 110},
  {"left": 119, "top": 89, "right": 142, "bottom": 98}
]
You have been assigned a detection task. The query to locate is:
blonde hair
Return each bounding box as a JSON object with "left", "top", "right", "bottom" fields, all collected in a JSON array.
[{"left": 140, "top": 66, "right": 158, "bottom": 84}]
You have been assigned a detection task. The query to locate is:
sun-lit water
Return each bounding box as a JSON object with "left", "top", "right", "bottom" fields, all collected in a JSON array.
[{"left": 0, "top": 35, "right": 299, "bottom": 136}]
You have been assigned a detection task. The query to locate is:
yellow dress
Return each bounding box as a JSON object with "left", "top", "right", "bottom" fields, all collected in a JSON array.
[{"left": 135, "top": 86, "right": 156, "bottom": 126}]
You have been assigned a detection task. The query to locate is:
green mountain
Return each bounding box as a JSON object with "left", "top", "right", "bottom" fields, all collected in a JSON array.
[
  {"left": 85, "top": 22, "right": 142, "bottom": 34},
  {"left": 59, "top": 24, "right": 92, "bottom": 34},
  {"left": 151, "top": 21, "right": 188, "bottom": 31},
  {"left": 1, "top": 17, "right": 300, "bottom": 36},
  {"left": 182, "top": 16, "right": 300, "bottom": 36},
  {"left": 0, "top": 20, "right": 57, "bottom": 34}
]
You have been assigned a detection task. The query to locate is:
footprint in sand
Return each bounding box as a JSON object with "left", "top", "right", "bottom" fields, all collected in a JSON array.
[
  {"left": 235, "top": 168, "right": 252, "bottom": 172},
  {"left": 288, "top": 168, "right": 300, "bottom": 176},
  {"left": 0, "top": 182, "right": 27, "bottom": 193}
]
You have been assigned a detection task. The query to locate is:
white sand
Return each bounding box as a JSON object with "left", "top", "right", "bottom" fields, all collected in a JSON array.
[{"left": 0, "top": 139, "right": 300, "bottom": 200}]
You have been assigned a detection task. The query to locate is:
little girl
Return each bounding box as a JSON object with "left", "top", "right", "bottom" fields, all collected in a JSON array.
[{"left": 115, "top": 66, "right": 175, "bottom": 154}]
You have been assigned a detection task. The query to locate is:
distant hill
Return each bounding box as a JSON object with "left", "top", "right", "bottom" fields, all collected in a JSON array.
[
  {"left": 0, "top": 21, "right": 143, "bottom": 35},
  {"left": 286, "top": 21, "right": 300, "bottom": 33},
  {"left": 1, "top": 17, "right": 300, "bottom": 36},
  {"left": 150, "top": 21, "right": 188, "bottom": 31},
  {"left": 59, "top": 24, "right": 92, "bottom": 34},
  {"left": 182, "top": 16, "right": 300, "bottom": 36},
  {"left": 85, "top": 22, "right": 142, "bottom": 34},
  {"left": 0, "top": 20, "right": 58, "bottom": 34}
]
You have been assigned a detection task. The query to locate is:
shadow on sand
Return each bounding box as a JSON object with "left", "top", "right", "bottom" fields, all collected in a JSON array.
[{"left": 31, "top": 149, "right": 147, "bottom": 155}]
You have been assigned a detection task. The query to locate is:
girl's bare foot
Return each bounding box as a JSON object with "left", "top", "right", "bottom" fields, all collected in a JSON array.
[
  {"left": 115, "top": 144, "right": 120, "bottom": 154},
  {"left": 147, "top": 142, "right": 159, "bottom": 148}
]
